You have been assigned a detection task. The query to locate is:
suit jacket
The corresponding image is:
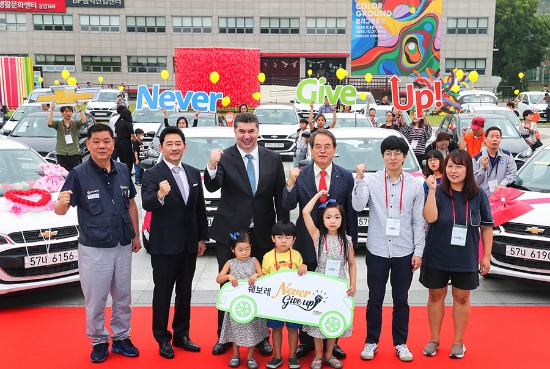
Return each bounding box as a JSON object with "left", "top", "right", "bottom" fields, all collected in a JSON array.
[
  {"left": 141, "top": 160, "right": 209, "bottom": 255},
  {"left": 204, "top": 144, "right": 288, "bottom": 248},
  {"left": 282, "top": 163, "right": 358, "bottom": 264}
]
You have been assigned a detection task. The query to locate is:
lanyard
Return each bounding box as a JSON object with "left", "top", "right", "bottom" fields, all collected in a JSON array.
[
  {"left": 62, "top": 121, "right": 73, "bottom": 135},
  {"left": 384, "top": 170, "right": 404, "bottom": 215},
  {"left": 487, "top": 154, "right": 500, "bottom": 177},
  {"left": 273, "top": 249, "right": 292, "bottom": 271},
  {"left": 450, "top": 188, "right": 468, "bottom": 225},
  {"left": 324, "top": 235, "right": 343, "bottom": 254}
]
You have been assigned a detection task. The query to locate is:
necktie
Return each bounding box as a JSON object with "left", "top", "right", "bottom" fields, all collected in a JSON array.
[
  {"left": 172, "top": 166, "right": 187, "bottom": 202},
  {"left": 319, "top": 170, "right": 327, "bottom": 203},
  {"left": 245, "top": 154, "right": 256, "bottom": 195}
]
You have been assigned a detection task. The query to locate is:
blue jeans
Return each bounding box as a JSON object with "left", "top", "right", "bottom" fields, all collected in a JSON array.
[
  {"left": 134, "top": 163, "right": 142, "bottom": 183},
  {"left": 365, "top": 250, "right": 413, "bottom": 346}
]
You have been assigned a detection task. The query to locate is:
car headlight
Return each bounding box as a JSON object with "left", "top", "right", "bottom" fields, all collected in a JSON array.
[
  {"left": 147, "top": 148, "right": 160, "bottom": 158},
  {"left": 109, "top": 106, "right": 118, "bottom": 111},
  {"left": 517, "top": 147, "right": 533, "bottom": 158},
  {"left": 531, "top": 106, "right": 540, "bottom": 112},
  {"left": 288, "top": 132, "right": 297, "bottom": 140}
]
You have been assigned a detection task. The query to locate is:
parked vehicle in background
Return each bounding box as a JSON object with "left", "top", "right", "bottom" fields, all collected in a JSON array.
[
  {"left": 333, "top": 113, "right": 373, "bottom": 128},
  {"left": 352, "top": 92, "right": 377, "bottom": 113},
  {"left": 291, "top": 98, "right": 321, "bottom": 118},
  {"left": 460, "top": 104, "right": 521, "bottom": 126},
  {"left": 132, "top": 107, "right": 174, "bottom": 148},
  {"left": 85, "top": 89, "right": 125, "bottom": 122},
  {"left": 1, "top": 103, "right": 47, "bottom": 135},
  {"left": 254, "top": 104, "right": 300, "bottom": 158},
  {"left": 371, "top": 105, "right": 413, "bottom": 126},
  {"left": 457, "top": 90, "right": 498, "bottom": 105},
  {"left": 517, "top": 92, "right": 548, "bottom": 120}
]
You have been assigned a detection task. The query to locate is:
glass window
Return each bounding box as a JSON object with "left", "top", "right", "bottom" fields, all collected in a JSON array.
[
  {"left": 81, "top": 55, "right": 122, "bottom": 73},
  {"left": 128, "top": 56, "right": 168, "bottom": 73},
  {"left": 127, "top": 16, "right": 165, "bottom": 32},
  {"left": 173, "top": 16, "right": 212, "bottom": 33},
  {"left": 218, "top": 17, "right": 253, "bottom": 34}
]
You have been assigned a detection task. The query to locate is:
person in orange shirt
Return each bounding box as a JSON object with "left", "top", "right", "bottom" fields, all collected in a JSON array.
[{"left": 458, "top": 116, "right": 485, "bottom": 157}]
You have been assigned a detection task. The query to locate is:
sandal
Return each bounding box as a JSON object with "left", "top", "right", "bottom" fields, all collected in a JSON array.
[
  {"left": 325, "top": 356, "right": 343, "bottom": 369},
  {"left": 310, "top": 357, "right": 323, "bottom": 369}
]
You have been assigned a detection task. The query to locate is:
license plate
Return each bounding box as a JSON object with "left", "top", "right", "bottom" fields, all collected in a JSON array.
[
  {"left": 208, "top": 217, "right": 213, "bottom": 226},
  {"left": 24, "top": 250, "right": 78, "bottom": 268},
  {"left": 358, "top": 217, "right": 369, "bottom": 226},
  {"left": 95, "top": 112, "right": 109, "bottom": 116},
  {"left": 505, "top": 245, "right": 550, "bottom": 262},
  {"left": 265, "top": 143, "right": 284, "bottom": 148}
]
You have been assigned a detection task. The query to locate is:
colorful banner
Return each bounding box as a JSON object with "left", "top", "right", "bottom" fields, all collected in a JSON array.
[
  {"left": 351, "top": 0, "right": 441, "bottom": 76},
  {"left": 0, "top": 0, "right": 66, "bottom": 12},
  {"left": 0, "top": 57, "right": 34, "bottom": 108}
]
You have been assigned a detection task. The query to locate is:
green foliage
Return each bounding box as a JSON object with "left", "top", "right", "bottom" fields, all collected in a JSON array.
[{"left": 494, "top": 0, "right": 550, "bottom": 88}]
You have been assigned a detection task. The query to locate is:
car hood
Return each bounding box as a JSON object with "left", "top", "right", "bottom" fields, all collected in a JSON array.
[
  {"left": 7, "top": 136, "right": 55, "bottom": 155},
  {"left": 507, "top": 192, "right": 550, "bottom": 226},
  {"left": 0, "top": 192, "right": 78, "bottom": 235},
  {"left": 87, "top": 101, "right": 117, "bottom": 109},
  {"left": 258, "top": 124, "right": 299, "bottom": 137},
  {"left": 531, "top": 103, "right": 547, "bottom": 110},
  {"left": 500, "top": 138, "right": 530, "bottom": 154}
]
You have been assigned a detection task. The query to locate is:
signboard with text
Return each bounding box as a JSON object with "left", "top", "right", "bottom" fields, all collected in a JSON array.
[
  {"left": 0, "top": 0, "right": 66, "bottom": 12},
  {"left": 66, "top": 0, "right": 124, "bottom": 8}
]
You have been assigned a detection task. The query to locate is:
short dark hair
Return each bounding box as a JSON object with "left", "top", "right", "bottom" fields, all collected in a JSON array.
[
  {"left": 523, "top": 109, "right": 533, "bottom": 118},
  {"left": 271, "top": 220, "right": 297, "bottom": 237},
  {"left": 229, "top": 231, "right": 251, "bottom": 250},
  {"left": 506, "top": 101, "right": 515, "bottom": 108},
  {"left": 440, "top": 150, "right": 479, "bottom": 201},
  {"left": 309, "top": 130, "right": 337, "bottom": 148},
  {"left": 485, "top": 126, "right": 502, "bottom": 137},
  {"left": 424, "top": 150, "right": 445, "bottom": 177},
  {"left": 135, "top": 128, "right": 144, "bottom": 135},
  {"left": 60, "top": 105, "right": 74, "bottom": 113},
  {"left": 234, "top": 112, "right": 259, "bottom": 129},
  {"left": 159, "top": 126, "right": 185, "bottom": 144},
  {"left": 87, "top": 122, "right": 113, "bottom": 139},
  {"left": 299, "top": 118, "right": 309, "bottom": 125},
  {"left": 116, "top": 105, "right": 126, "bottom": 114},
  {"left": 369, "top": 107, "right": 376, "bottom": 112},
  {"left": 436, "top": 131, "right": 451, "bottom": 142},
  {"left": 380, "top": 135, "right": 409, "bottom": 156}
]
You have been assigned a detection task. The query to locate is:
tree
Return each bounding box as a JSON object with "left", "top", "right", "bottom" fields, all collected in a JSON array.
[{"left": 494, "top": 0, "right": 550, "bottom": 88}]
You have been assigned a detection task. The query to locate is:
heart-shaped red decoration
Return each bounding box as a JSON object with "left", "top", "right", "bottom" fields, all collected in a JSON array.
[{"left": 4, "top": 189, "right": 52, "bottom": 208}]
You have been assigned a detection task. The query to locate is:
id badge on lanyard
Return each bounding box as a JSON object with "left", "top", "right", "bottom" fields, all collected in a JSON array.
[
  {"left": 325, "top": 258, "right": 341, "bottom": 277},
  {"left": 386, "top": 218, "right": 401, "bottom": 236},
  {"left": 488, "top": 179, "right": 498, "bottom": 193},
  {"left": 411, "top": 140, "right": 419, "bottom": 149},
  {"left": 450, "top": 188, "right": 468, "bottom": 246},
  {"left": 64, "top": 134, "right": 73, "bottom": 144},
  {"left": 384, "top": 170, "right": 404, "bottom": 237}
]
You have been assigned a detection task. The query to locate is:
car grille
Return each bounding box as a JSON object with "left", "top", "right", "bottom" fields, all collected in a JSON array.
[
  {"left": 7, "top": 226, "right": 79, "bottom": 244},
  {"left": 492, "top": 253, "right": 550, "bottom": 271},
  {"left": 493, "top": 235, "right": 550, "bottom": 249},
  {"left": 0, "top": 240, "right": 79, "bottom": 257},
  {"left": 501, "top": 223, "right": 550, "bottom": 238},
  {"left": 3, "top": 262, "right": 78, "bottom": 278},
  {"left": 260, "top": 135, "right": 288, "bottom": 139}
]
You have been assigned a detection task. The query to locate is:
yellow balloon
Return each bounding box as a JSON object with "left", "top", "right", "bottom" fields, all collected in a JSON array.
[
  {"left": 221, "top": 96, "right": 231, "bottom": 107},
  {"left": 252, "top": 92, "right": 261, "bottom": 101},
  {"left": 54, "top": 80, "right": 59, "bottom": 86},
  {"left": 365, "top": 73, "right": 373, "bottom": 83},
  {"left": 38, "top": 77, "right": 44, "bottom": 83},
  {"left": 336, "top": 68, "right": 347, "bottom": 80},
  {"left": 451, "top": 85, "right": 460, "bottom": 93},
  {"left": 469, "top": 71, "right": 479, "bottom": 83},
  {"left": 518, "top": 72, "right": 525, "bottom": 79},
  {"left": 307, "top": 69, "right": 313, "bottom": 76},
  {"left": 161, "top": 70, "right": 169, "bottom": 80},
  {"left": 258, "top": 73, "right": 266, "bottom": 83},
  {"left": 98, "top": 76, "right": 104, "bottom": 83},
  {"left": 456, "top": 69, "right": 464, "bottom": 80},
  {"left": 61, "top": 70, "right": 70, "bottom": 80},
  {"left": 67, "top": 77, "right": 77, "bottom": 85},
  {"left": 119, "top": 86, "right": 124, "bottom": 91},
  {"left": 210, "top": 71, "right": 220, "bottom": 84},
  {"left": 514, "top": 89, "right": 520, "bottom": 95},
  {"left": 359, "top": 92, "right": 367, "bottom": 100}
]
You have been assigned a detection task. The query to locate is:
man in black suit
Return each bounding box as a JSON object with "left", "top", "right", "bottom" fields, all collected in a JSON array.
[
  {"left": 141, "top": 126, "right": 209, "bottom": 359},
  {"left": 204, "top": 112, "right": 288, "bottom": 356},
  {"left": 282, "top": 130, "right": 358, "bottom": 359}
]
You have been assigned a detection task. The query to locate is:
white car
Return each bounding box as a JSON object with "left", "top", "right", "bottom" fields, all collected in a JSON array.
[
  {"left": 460, "top": 104, "right": 521, "bottom": 126},
  {"left": 291, "top": 97, "right": 321, "bottom": 118},
  {"left": 333, "top": 113, "right": 373, "bottom": 128},
  {"left": 517, "top": 92, "right": 548, "bottom": 120},
  {"left": 86, "top": 89, "right": 126, "bottom": 122},
  {"left": 0, "top": 137, "right": 80, "bottom": 294},
  {"left": 217, "top": 270, "right": 353, "bottom": 338},
  {"left": 1, "top": 103, "right": 47, "bottom": 135},
  {"left": 351, "top": 92, "right": 377, "bottom": 113},
  {"left": 457, "top": 90, "right": 498, "bottom": 105},
  {"left": 490, "top": 144, "right": 550, "bottom": 284},
  {"left": 254, "top": 105, "right": 301, "bottom": 157}
]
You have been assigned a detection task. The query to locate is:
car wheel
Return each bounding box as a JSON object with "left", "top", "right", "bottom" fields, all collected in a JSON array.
[
  {"left": 319, "top": 311, "right": 346, "bottom": 338},
  {"left": 229, "top": 296, "right": 257, "bottom": 324}
]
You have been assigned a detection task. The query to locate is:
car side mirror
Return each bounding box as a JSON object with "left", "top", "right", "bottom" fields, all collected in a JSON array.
[
  {"left": 290, "top": 100, "right": 295, "bottom": 103},
  {"left": 2, "top": 129, "right": 11, "bottom": 136},
  {"left": 145, "top": 131, "right": 155, "bottom": 138},
  {"left": 140, "top": 158, "right": 156, "bottom": 170}
]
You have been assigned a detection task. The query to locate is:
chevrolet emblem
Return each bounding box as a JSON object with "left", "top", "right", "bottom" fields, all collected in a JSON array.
[
  {"left": 271, "top": 135, "right": 278, "bottom": 138},
  {"left": 40, "top": 231, "right": 58, "bottom": 239},
  {"left": 29, "top": 85, "right": 101, "bottom": 105},
  {"left": 205, "top": 200, "right": 211, "bottom": 205},
  {"left": 526, "top": 227, "right": 545, "bottom": 234}
]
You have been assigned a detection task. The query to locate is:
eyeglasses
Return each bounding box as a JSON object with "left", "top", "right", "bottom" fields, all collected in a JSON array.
[
  {"left": 383, "top": 150, "right": 403, "bottom": 158},
  {"left": 313, "top": 144, "right": 334, "bottom": 151}
]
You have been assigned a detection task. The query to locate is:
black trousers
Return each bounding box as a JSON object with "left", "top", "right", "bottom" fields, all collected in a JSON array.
[
  {"left": 215, "top": 227, "right": 267, "bottom": 337},
  {"left": 117, "top": 140, "right": 133, "bottom": 175},
  {"left": 151, "top": 249, "right": 197, "bottom": 343},
  {"left": 365, "top": 250, "right": 414, "bottom": 346},
  {"left": 57, "top": 154, "right": 81, "bottom": 172}
]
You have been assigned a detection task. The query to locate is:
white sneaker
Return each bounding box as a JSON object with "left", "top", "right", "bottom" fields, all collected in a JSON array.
[
  {"left": 360, "top": 343, "right": 378, "bottom": 360},
  {"left": 395, "top": 344, "right": 413, "bottom": 362}
]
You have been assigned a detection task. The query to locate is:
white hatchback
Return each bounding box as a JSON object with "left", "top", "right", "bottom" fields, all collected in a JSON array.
[{"left": 254, "top": 104, "right": 301, "bottom": 157}]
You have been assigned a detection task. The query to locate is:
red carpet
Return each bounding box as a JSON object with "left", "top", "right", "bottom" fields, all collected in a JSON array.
[{"left": 1, "top": 306, "right": 548, "bottom": 368}]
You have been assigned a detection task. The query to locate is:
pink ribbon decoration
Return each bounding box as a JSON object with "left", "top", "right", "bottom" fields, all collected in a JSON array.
[{"left": 32, "top": 163, "right": 68, "bottom": 193}]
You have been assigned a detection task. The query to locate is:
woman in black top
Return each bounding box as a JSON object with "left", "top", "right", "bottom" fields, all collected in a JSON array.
[
  {"left": 162, "top": 108, "right": 199, "bottom": 128},
  {"left": 115, "top": 108, "right": 136, "bottom": 175}
]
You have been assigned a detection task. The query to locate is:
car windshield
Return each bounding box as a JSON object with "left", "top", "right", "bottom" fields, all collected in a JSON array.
[
  {"left": 514, "top": 150, "right": 550, "bottom": 192},
  {"left": 336, "top": 117, "right": 373, "bottom": 127},
  {"left": 333, "top": 137, "right": 419, "bottom": 172},
  {"left": 97, "top": 92, "right": 119, "bottom": 102},
  {"left": 528, "top": 93, "right": 545, "bottom": 103},
  {"left": 374, "top": 108, "right": 412, "bottom": 125},
  {"left": 133, "top": 108, "right": 168, "bottom": 123},
  {"left": 458, "top": 117, "right": 520, "bottom": 139},
  {"left": 256, "top": 109, "right": 298, "bottom": 125},
  {"left": 11, "top": 116, "right": 56, "bottom": 137},
  {"left": 178, "top": 137, "right": 236, "bottom": 169},
  {"left": 459, "top": 94, "right": 498, "bottom": 104},
  {"left": 355, "top": 95, "right": 376, "bottom": 104},
  {"left": 0, "top": 149, "right": 46, "bottom": 196},
  {"left": 10, "top": 105, "right": 44, "bottom": 121}
]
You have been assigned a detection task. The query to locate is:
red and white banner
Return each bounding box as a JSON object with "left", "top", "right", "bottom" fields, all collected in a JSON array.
[{"left": 0, "top": 0, "right": 66, "bottom": 12}]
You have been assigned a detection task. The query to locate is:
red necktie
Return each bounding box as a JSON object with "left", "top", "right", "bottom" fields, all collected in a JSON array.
[{"left": 319, "top": 170, "right": 327, "bottom": 203}]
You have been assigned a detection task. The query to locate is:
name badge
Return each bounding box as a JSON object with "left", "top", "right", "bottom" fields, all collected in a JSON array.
[
  {"left": 87, "top": 193, "right": 100, "bottom": 200},
  {"left": 325, "top": 258, "right": 341, "bottom": 277},
  {"left": 64, "top": 134, "right": 73, "bottom": 144},
  {"left": 410, "top": 139, "right": 419, "bottom": 149},
  {"left": 451, "top": 224, "right": 467, "bottom": 246},
  {"left": 386, "top": 217, "right": 401, "bottom": 236},
  {"left": 488, "top": 179, "right": 498, "bottom": 193}
]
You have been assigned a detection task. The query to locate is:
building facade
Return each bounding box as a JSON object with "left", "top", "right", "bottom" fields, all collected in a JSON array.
[{"left": 0, "top": 0, "right": 496, "bottom": 90}]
